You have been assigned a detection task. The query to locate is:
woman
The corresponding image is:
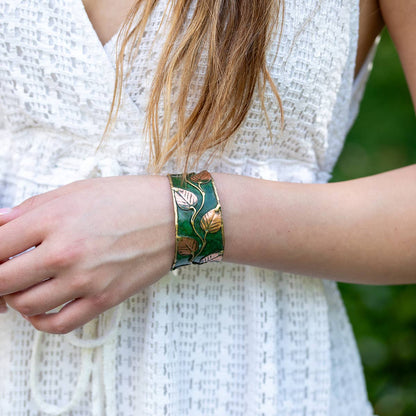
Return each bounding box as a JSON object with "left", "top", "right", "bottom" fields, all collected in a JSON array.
[{"left": 0, "top": 0, "right": 414, "bottom": 414}]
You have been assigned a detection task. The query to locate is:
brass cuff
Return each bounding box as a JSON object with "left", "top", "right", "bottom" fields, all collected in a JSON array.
[{"left": 167, "top": 170, "right": 225, "bottom": 270}]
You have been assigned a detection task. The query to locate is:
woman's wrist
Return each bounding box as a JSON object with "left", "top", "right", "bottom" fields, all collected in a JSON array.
[
  {"left": 210, "top": 167, "right": 416, "bottom": 285},
  {"left": 146, "top": 175, "right": 177, "bottom": 273},
  {"left": 210, "top": 172, "right": 247, "bottom": 264}
]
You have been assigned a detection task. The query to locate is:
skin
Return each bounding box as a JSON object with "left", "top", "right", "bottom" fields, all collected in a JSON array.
[
  {"left": 82, "top": 0, "right": 137, "bottom": 45},
  {"left": 0, "top": 0, "right": 415, "bottom": 334}
]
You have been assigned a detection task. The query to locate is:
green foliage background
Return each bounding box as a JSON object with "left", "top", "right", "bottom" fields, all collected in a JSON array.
[{"left": 331, "top": 29, "right": 416, "bottom": 416}]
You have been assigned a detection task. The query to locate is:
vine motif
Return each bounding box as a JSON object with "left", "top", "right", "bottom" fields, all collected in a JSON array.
[{"left": 169, "top": 171, "right": 224, "bottom": 269}]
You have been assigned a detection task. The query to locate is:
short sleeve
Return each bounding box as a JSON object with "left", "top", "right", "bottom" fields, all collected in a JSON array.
[{"left": 347, "top": 35, "right": 381, "bottom": 131}]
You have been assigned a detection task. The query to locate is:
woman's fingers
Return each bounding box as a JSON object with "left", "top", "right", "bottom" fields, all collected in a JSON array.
[
  {"left": 0, "top": 211, "right": 47, "bottom": 262},
  {"left": 0, "top": 192, "right": 58, "bottom": 226},
  {"left": 0, "top": 207, "right": 14, "bottom": 228},
  {"left": 12, "top": 180, "right": 90, "bottom": 217},
  {"left": 4, "top": 276, "right": 81, "bottom": 317},
  {"left": 27, "top": 296, "right": 114, "bottom": 334},
  {"left": 0, "top": 245, "right": 51, "bottom": 295},
  {"left": 0, "top": 180, "right": 93, "bottom": 227}
]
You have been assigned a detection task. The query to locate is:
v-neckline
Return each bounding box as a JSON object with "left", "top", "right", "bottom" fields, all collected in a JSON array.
[{"left": 69, "top": 0, "right": 147, "bottom": 124}]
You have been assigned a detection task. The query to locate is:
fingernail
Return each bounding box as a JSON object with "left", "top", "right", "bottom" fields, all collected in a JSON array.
[{"left": 0, "top": 208, "right": 12, "bottom": 215}]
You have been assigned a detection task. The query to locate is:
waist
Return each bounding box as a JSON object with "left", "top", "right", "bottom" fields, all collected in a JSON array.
[{"left": 0, "top": 126, "right": 330, "bottom": 197}]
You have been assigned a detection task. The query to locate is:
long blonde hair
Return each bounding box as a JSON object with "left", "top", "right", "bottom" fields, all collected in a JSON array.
[{"left": 103, "top": 0, "right": 284, "bottom": 173}]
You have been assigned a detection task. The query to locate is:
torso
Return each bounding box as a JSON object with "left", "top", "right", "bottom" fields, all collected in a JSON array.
[{"left": 82, "top": 0, "right": 385, "bottom": 78}]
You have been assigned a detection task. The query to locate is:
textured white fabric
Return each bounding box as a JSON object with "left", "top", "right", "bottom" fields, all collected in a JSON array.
[{"left": 0, "top": 0, "right": 379, "bottom": 414}]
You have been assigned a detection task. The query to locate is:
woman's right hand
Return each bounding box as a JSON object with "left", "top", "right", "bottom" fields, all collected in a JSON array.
[{"left": 0, "top": 175, "right": 176, "bottom": 333}]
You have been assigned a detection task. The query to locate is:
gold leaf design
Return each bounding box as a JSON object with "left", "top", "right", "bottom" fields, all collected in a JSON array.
[
  {"left": 177, "top": 237, "right": 199, "bottom": 255},
  {"left": 190, "top": 170, "right": 212, "bottom": 183},
  {"left": 200, "top": 253, "right": 223, "bottom": 263},
  {"left": 200, "top": 209, "right": 222, "bottom": 233},
  {"left": 173, "top": 188, "right": 198, "bottom": 210}
]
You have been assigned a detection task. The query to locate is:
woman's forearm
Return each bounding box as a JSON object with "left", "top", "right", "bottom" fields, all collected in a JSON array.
[{"left": 211, "top": 164, "right": 416, "bottom": 285}]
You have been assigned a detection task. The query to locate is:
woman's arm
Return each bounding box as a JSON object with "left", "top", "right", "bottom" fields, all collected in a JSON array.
[
  {"left": 210, "top": 0, "right": 416, "bottom": 285},
  {"left": 212, "top": 165, "right": 416, "bottom": 285},
  {"left": 206, "top": 0, "right": 416, "bottom": 285},
  {"left": 1, "top": 162, "right": 415, "bottom": 336}
]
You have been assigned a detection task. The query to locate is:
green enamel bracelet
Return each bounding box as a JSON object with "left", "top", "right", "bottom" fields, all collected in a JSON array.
[{"left": 167, "top": 170, "right": 225, "bottom": 270}]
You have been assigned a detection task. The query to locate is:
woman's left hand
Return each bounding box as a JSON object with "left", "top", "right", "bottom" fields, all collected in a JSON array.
[{"left": 0, "top": 175, "right": 176, "bottom": 334}]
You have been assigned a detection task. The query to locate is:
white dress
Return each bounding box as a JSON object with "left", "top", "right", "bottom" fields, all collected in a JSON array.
[{"left": 0, "top": 0, "right": 379, "bottom": 415}]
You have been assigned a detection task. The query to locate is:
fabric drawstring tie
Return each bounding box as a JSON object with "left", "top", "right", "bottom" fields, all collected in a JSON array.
[
  {"left": 30, "top": 304, "right": 123, "bottom": 415},
  {"left": 79, "top": 156, "right": 123, "bottom": 179}
]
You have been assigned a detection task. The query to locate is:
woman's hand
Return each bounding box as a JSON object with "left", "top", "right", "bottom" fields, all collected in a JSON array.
[{"left": 0, "top": 175, "right": 175, "bottom": 333}]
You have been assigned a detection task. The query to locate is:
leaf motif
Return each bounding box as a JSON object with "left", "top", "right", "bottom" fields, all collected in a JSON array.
[
  {"left": 177, "top": 237, "right": 199, "bottom": 255},
  {"left": 200, "top": 252, "right": 223, "bottom": 263},
  {"left": 173, "top": 188, "right": 198, "bottom": 210},
  {"left": 200, "top": 209, "right": 222, "bottom": 233},
  {"left": 190, "top": 170, "right": 212, "bottom": 183}
]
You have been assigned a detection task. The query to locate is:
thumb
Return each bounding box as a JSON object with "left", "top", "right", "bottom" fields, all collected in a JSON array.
[{"left": 0, "top": 190, "right": 61, "bottom": 225}]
